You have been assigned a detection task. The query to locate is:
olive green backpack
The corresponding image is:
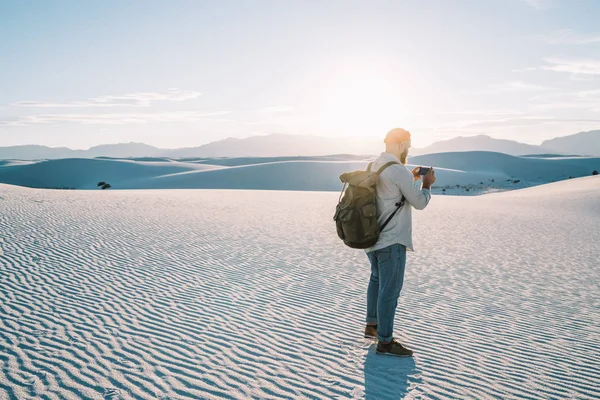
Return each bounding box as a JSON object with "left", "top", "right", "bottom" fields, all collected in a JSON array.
[{"left": 333, "top": 161, "right": 404, "bottom": 249}]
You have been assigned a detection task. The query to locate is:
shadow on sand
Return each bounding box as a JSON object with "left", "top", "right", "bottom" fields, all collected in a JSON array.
[{"left": 363, "top": 346, "right": 419, "bottom": 399}]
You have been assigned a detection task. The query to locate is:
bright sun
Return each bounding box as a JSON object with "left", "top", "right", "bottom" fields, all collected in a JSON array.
[{"left": 317, "top": 71, "right": 411, "bottom": 138}]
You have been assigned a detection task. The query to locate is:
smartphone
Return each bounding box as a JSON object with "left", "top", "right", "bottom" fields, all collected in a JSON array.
[{"left": 418, "top": 167, "right": 431, "bottom": 176}]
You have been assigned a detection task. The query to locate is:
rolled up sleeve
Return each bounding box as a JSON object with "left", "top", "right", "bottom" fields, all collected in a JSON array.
[{"left": 392, "top": 166, "right": 431, "bottom": 210}]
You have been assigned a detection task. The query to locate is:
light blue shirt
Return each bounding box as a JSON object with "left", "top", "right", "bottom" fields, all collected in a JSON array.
[{"left": 364, "top": 152, "right": 431, "bottom": 253}]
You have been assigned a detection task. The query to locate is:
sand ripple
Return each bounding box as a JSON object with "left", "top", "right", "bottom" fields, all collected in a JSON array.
[{"left": 0, "top": 183, "right": 599, "bottom": 399}]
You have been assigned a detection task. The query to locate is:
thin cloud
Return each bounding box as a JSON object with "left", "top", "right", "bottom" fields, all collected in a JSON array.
[
  {"left": 504, "top": 81, "right": 553, "bottom": 91},
  {"left": 461, "top": 116, "right": 600, "bottom": 129},
  {"left": 533, "top": 29, "right": 600, "bottom": 45},
  {"left": 533, "top": 99, "right": 600, "bottom": 112},
  {"left": 470, "top": 81, "right": 553, "bottom": 94},
  {"left": 511, "top": 67, "right": 540, "bottom": 72},
  {"left": 528, "top": 89, "right": 600, "bottom": 112},
  {"left": 258, "top": 105, "right": 295, "bottom": 113},
  {"left": 440, "top": 109, "right": 525, "bottom": 117},
  {"left": 576, "top": 89, "right": 600, "bottom": 98},
  {"left": 12, "top": 89, "right": 201, "bottom": 108},
  {"left": 534, "top": 102, "right": 600, "bottom": 112},
  {"left": 521, "top": 0, "right": 552, "bottom": 9},
  {"left": 542, "top": 58, "right": 600, "bottom": 75},
  {"left": 426, "top": 112, "right": 600, "bottom": 132},
  {"left": 0, "top": 110, "right": 229, "bottom": 126}
]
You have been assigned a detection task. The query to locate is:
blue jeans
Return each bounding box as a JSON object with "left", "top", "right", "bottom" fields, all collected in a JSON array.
[{"left": 366, "top": 243, "right": 407, "bottom": 342}]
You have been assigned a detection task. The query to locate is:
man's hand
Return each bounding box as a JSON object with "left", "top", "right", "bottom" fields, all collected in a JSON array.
[
  {"left": 411, "top": 167, "right": 421, "bottom": 182},
  {"left": 422, "top": 168, "right": 436, "bottom": 189}
]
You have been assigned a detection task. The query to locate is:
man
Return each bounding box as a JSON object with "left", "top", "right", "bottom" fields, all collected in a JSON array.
[{"left": 363, "top": 128, "right": 435, "bottom": 357}]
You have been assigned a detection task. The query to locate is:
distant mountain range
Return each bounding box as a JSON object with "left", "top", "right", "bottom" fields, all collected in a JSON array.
[
  {"left": 0, "top": 130, "right": 598, "bottom": 160},
  {"left": 0, "top": 143, "right": 165, "bottom": 160},
  {"left": 417, "top": 135, "right": 550, "bottom": 156},
  {"left": 161, "top": 134, "right": 382, "bottom": 158},
  {"left": 541, "top": 130, "right": 600, "bottom": 155}
]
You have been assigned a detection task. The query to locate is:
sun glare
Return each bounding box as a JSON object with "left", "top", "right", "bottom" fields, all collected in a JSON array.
[{"left": 317, "top": 71, "right": 412, "bottom": 138}]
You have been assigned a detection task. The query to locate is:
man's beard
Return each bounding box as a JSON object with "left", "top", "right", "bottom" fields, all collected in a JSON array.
[{"left": 400, "top": 149, "right": 408, "bottom": 165}]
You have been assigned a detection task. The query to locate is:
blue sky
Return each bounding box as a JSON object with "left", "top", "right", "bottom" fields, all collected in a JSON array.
[{"left": 1, "top": 0, "right": 599, "bottom": 149}]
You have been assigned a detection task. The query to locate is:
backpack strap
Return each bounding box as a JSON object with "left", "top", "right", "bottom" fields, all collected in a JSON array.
[
  {"left": 374, "top": 161, "right": 405, "bottom": 231},
  {"left": 380, "top": 197, "right": 405, "bottom": 231},
  {"left": 337, "top": 182, "right": 347, "bottom": 203},
  {"left": 376, "top": 161, "right": 399, "bottom": 175}
]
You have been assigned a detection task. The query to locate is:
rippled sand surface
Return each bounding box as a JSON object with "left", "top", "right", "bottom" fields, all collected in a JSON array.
[{"left": 1, "top": 178, "right": 599, "bottom": 399}]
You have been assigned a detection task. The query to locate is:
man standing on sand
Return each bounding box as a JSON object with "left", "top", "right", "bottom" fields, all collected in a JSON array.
[{"left": 363, "top": 128, "right": 435, "bottom": 357}]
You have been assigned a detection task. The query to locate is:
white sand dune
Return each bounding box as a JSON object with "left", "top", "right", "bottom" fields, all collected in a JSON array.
[
  {"left": 0, "top": 158, "right": 225, "bottom": 190},
  {"left": 0, "top": 152, "right": 599, "bottom": 195},
  {"left": 0, "top": 177, "right": 598, "bottom": 399}
]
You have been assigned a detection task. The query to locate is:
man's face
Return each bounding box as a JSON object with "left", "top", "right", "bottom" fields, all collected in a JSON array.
[
  {"left": 399, "top": 139, "right": 411, "bottom": 165},
  {"left": 400, "top": 147, "right": 408, "bottom": 165}
]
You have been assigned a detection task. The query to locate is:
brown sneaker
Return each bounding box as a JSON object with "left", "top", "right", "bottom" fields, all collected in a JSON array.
[
  {"left": 376, "top": 338, "right": 413, "bottom": 357},
  {"left": 364, "top": 324, "right": 377, "bottom": 339}
]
